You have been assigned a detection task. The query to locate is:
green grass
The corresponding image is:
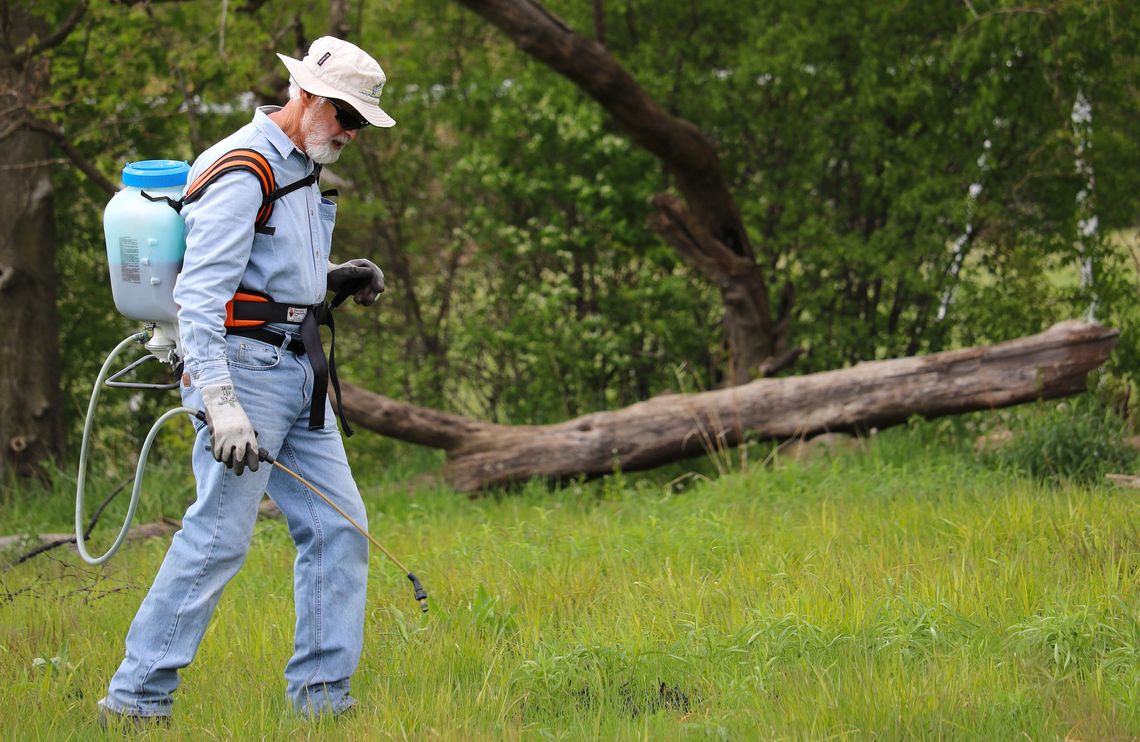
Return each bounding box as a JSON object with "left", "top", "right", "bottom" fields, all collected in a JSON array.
[{"left": 3, "top": 423, "right": 1140, "bottom": 739}]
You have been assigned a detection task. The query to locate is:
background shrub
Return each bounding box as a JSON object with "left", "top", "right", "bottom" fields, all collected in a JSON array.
[{"left": 983, "top": 395, "right": 1138, "bottom": 485}]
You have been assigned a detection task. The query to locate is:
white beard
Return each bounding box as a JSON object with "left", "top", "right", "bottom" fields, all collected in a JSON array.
[
  {"left": 302, "top": 103, "right": 347, "bottom": 164},
  {"left": 305, "top": 137, "right": 343, "bottom": 164}
]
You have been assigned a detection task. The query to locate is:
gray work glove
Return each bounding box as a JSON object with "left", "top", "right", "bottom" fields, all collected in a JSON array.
[
  {"left": 327, "top": 258, "right": 385, "bottom": 306},
  {"left": 200, "top": 384, "right": 260, "bottom": 475}
]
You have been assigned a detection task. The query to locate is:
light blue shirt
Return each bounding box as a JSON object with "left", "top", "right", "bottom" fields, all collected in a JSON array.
[{"left": 173, "top": 106, "right": 336, "bottom": 389}]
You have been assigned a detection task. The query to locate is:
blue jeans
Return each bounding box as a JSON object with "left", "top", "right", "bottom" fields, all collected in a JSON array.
[{"left": 100, "top": 333, "right": 369, "bottom": 717}]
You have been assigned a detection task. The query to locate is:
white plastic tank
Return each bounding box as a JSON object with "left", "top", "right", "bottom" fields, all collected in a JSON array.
[{"left": 103, "top": 160, "right": 190, "bottom": 323}]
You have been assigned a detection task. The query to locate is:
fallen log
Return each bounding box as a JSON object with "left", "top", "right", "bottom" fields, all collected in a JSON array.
[
  {"left": 340, "top": 321, "right": 1119, "bottom": 492},
  {"left": 1106, "top": 474, "right": 1140, "bottom": 489}
]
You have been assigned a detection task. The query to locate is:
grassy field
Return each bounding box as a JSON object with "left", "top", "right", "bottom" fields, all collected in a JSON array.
[{"left": 2, "top": 418, "right": 1140, "bottom": 740}]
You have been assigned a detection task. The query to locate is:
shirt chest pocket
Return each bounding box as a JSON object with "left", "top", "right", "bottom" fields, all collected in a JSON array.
[{"left": 316, "top": 198, "right": 337, "bottom": 262}]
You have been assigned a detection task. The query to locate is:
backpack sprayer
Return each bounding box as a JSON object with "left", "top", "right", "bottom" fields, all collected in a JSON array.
[{"left": 76, "top": 159, "right": 428, "bottom": 613}]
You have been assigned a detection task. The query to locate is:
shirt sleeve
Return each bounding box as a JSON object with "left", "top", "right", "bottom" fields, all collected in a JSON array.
[{"left": 173, "top": 169, "right": 264, "bottom": 389}]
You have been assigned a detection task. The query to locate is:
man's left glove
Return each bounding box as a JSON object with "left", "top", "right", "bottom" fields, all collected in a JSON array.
[{"left": 327, "top": 258, "right": 385, "bottom": 306}]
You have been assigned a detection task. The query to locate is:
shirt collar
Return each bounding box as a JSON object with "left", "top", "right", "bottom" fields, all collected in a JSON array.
[{"left": 253, "top": 105, "right": 304, "bottom": 160}]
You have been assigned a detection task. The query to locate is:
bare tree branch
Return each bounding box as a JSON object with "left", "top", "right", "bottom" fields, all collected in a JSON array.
[
  {"left": 3, "top": 1, "right": 88, "bottom": 68},
  {"left": 756, "top": 346, "right": 804, "bottom": 377},
  {"left": 648, "top": 193, "right": 777, "bottom": 382},
  {"left": 0, "top": 114, "right": 22, "bottom": 143},
  {"left": 8, "top": 476, "right": 132, "bottom": 565},
  {"left": 24, "top": 116, "right": 116, "bottom": 196},
  {"left": 339, "top": 382, "right": 499, "bottom": 450}
]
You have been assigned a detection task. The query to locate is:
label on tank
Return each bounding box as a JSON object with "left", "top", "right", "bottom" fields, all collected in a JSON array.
[{"left": 119, "top": 237, "right": 140, "bottom": 283}]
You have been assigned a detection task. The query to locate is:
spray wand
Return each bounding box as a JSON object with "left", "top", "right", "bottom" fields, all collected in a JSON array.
[
  {"left": 255, "top": 446, "right": 429, "bottom": 613},
  {"left": 190, "top": 410, "right": 428, "bottom": 613}
]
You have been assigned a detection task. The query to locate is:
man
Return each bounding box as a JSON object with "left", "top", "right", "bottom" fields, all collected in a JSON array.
[{"left": 99, "top": 36, "right": 393, "bottom": 722}]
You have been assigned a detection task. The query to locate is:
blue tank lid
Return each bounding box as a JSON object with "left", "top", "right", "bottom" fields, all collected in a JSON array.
[{"left": 121, "top": 160, "right": 191, "bottom": 189}]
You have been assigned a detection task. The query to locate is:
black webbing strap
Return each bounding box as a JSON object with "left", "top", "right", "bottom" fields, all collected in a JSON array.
[
  {"left": 158, "top": 151, "right": 322, "bottom": 236},
  {"left": 321, "top": 285, "right": 355, "bottom": 436},
  {"left": 265, "top": 163, "right": 322, "bottom": 208},
  {"left": 299, "top": 296, "right": 353, "bottom": 437},
  {"left": 140, "top": 190, "right": 182, "bottom": 210},
  {"left": 225, "top": 284, "right": 355, "bottom": 437}
]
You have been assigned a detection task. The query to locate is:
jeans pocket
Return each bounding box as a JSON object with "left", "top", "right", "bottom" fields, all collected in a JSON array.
[{"left": 229, "top": 337, "right": 282, "bottom": 371}]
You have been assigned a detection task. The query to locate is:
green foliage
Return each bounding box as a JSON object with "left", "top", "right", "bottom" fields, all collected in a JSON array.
[
  {"left": 982, "top": 396, "right": 1139, "bottom": 485},
  {"left": 439, "top": 85, "right": 720, "bottom": 420}
]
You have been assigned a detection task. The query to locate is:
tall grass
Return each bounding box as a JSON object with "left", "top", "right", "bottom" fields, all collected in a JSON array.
[{"left": 2, "top": 418, "right": 1139, "bottom": 739}]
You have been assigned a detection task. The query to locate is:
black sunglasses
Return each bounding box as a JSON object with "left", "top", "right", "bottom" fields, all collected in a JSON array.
[{"left": 327, "top": 98, "right": 370, "bottom": 131}]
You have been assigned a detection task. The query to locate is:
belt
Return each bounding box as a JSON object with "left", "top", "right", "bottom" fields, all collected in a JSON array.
[
  {"left": 230, "top": 326, "right": 306, "bottom": 355},
  {"left": 223, "top": 286, "right": 356, "bottom": 436}
]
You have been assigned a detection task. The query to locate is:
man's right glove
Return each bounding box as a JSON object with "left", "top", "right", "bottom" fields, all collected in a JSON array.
[{"left": 200, "top": 383, "right": 260, "bottom": 475}]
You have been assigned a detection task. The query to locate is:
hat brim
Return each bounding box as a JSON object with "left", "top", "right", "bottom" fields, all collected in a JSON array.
[{"left": 278, "top": 53, "right": 396, "bottom": 128}]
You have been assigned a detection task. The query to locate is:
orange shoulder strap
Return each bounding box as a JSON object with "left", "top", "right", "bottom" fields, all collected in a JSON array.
[{"left": 181, "top": 148, "right": 278, "bottom": 233}]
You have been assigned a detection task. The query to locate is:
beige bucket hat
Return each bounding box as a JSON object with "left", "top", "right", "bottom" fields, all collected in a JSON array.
[{"left": 277, "top": 36, "right": 396, "bottom": 128}]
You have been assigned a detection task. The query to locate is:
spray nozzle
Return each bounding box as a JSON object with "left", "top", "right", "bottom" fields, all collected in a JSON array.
[{"left": 408, "top": 573, "right": 430, "bottom": 613}]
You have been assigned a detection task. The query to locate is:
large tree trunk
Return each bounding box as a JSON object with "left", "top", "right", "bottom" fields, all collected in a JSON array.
[
  {"left": 0, "top": 11, "right": 69, "bottom": 476},
  {"left": 454, "top": 0, "right": 784, "bottom": 383},
  {"left": 341, "top": 321, "right": 1118, "bottom": 492}
]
